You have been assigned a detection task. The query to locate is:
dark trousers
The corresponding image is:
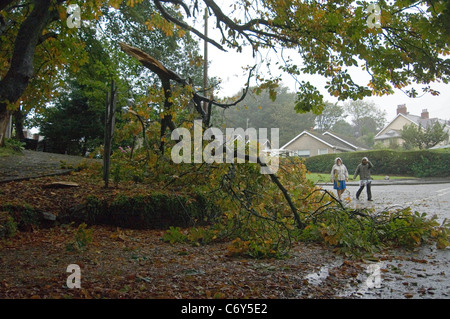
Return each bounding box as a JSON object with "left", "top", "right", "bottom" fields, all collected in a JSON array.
[{"left": 356, "top": 183, "right": 372, "bottom": 200}]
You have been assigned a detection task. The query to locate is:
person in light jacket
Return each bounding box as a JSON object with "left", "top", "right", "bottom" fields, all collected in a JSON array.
[
  {"left": 353, "top": 156, "right": 374, "bottom": 201},
  {"left": 330, "top": 157, "right": 348, "bottom": 201}
]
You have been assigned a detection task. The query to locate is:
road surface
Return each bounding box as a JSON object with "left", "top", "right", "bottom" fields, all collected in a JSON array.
[{"left": 316, "top": 182, "right": 450, "bottom": 299}]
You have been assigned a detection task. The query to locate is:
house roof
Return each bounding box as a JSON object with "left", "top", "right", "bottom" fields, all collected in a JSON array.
[
  {"left": 281, "top": 130, "right": 364, "bottom": 152},
  {"left": 374, "top": 129, "right": 402, "bottom": 140},
  {"left": 375, "top": 112, "right": 450, "bottom": 139},
  {"left": 404, "top": 113, "right": 449, "bottom": 129},
  {"left": 322, "top": 130, "right": 369, "bottom": 150}
]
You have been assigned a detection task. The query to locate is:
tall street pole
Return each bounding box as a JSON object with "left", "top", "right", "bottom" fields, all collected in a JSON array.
[{"left": 203, "top": 7, "right": 208, "bottom": 114}]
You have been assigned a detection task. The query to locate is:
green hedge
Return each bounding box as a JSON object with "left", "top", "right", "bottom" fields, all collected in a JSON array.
[
  {"left": 68, "top": 191, "right": 221, "bottom": 229},
  {"left": 304, "top": 149, "right": 450, "bottom": 178}
]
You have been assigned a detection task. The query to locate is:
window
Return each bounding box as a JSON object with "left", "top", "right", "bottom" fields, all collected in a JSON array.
[
  {"left": 289, "top": 150, "right": 310, "bottom": 157},
  {"left": 318, "top": 148, "right": 328, "bottom": 155}
]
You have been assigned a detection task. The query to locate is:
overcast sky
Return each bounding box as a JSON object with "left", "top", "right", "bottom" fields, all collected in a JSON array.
[
  {"left": 199, "top": 1, "right": 450, "bottom": 123},
  {"left": 207, "top": 43, "right": 450, "bottom": 123}
]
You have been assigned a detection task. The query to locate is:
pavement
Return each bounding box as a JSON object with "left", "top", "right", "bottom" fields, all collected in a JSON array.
[{"left": 0, "top": 150, "right": 98, "bottom": 183}]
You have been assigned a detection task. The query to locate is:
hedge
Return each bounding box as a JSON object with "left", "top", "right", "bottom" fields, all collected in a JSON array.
[
  {"left": 65, "top": 191, "right": 221, "bottom": 229},
  {"left": 1, "top": 191, "right": 221, "bottom": 236},
  {"left": 304, "top": 149, "right": 450, "bottom": 178}
]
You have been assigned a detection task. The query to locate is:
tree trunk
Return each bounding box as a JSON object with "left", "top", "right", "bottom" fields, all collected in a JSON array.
[
  {"left": 0, "top": 0, "right": 54, "bottom": 146},
  {"left": 0, "top": 108, "right": 11, "bottom": 145},
  {"left": 13, "top": 110, "right": 25, "bottom": 140}
]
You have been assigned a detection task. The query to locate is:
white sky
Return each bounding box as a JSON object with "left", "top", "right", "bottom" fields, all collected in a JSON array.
[
  {"left": 207, "top": 43, "right": 450, "bottom": 122},
  {"left": 199, "top": 1, "right": 450, "bottom": 122}
]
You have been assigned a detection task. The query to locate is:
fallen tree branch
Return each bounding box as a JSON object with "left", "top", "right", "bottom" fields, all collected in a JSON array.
[{"left": 119, "top": 41, "right": 303, "bottom": 229}]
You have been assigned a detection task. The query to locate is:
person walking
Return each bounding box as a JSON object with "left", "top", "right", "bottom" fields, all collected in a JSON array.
[
  {"left": 330, "top": 157, "right": 348, "bottom": 201},
  {"left": 353, "top": 156, "right": 374, "bottom": 201}
]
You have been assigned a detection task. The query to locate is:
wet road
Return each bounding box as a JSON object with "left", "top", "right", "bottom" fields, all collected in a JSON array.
[
  {"left": 317, "top": 182, "right": 450, "bottom": 299},
  {"left": 323, "top": 183, "right": 450, "bottom": 223}
]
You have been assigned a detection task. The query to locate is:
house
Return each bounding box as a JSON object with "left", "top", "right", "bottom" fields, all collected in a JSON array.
[
  {"left": 374, "top": 104, "right": 450, "bottom": 147},
  {"left": 280, "top": 130, "right": 369, "bottom": 157}
]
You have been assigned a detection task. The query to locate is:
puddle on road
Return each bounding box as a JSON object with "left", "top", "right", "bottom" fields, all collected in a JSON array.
[{"left": 303, "top": 260, "right": 343, "bottom": 286}]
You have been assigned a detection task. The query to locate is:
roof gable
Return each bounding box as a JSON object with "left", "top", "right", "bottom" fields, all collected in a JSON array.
[
  {"left": 281, "top": 131, "right": 333, "bottom": 149},
  {"left": 322, "top": 131, "right": 368, "bottom": 150},
  {"left": 375, "top": 113, "right": 416, "bottom": 137},
  {"left": 281, "top": 130, "right": 357, "bottom": 151}
]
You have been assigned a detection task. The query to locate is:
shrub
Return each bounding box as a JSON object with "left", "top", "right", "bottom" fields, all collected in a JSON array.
[
  {"left": 162, "top": 226, "right": 218, "bottom": 246},
  {"left": 76, "top": 191, "right": 220, "bottom": 229},
  {"left": 66, "top": 223, "right": 93, "bottom": 251},
  {"left": 4, "top": 138, "right": 25, "bottom": 153},
  {"left": 0, "top": 212, "right": 17, "bottom": 238},
  {"left": 162, "top": 226, "right": 187, "bottom": 244}
]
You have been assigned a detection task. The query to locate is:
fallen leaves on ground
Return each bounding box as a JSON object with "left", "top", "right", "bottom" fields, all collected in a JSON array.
[{"left": 0, "top": 224, "right": 358, "bottom": 299}]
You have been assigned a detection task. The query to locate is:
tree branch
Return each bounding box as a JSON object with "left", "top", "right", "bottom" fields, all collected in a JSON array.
[{"left": 153, "top": 0, "right": 226, "bottom": 51}]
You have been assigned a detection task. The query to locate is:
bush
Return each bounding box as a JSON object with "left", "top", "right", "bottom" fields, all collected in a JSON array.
[
  {"left": 0, "top": 211, "right": 17, "bottom": 238},
  {"left": 304, "top": 149, "right": 450, "bottom": 177},
  {"left": 72, "top": 191, "right": 221, "bottom": 229},
  {"left": 66, "top": 223, "right": 93, "bottom": 251},
  {"left": 4, "top": 138, "right": 25, "bottom": 153},
  {"left": 162, "top": 226, "right": 218, "bottom": 246}
]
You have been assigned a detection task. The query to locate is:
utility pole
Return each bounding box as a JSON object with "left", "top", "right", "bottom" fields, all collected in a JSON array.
[
  {"left": 203, "top": 7, "right": 208, "bottom": 114},
  {"left": 103, "top": 80, "right": 116, "bottom": 188}
]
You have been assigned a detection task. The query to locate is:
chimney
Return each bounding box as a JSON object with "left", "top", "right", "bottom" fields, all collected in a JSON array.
[
  {"left": 397, "top": 104, "right": 407, "bottom": 115},
  {"left": 421, "top": 109, "right": 429, "bottom": 119}
]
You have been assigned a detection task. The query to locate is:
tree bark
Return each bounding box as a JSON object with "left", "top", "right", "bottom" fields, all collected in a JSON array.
[
  {"left": 13, "top": 110, "right": 25, "bottom": 140},
  {"left": 0, "top": 0, "right": 54, "bottom": 146}
]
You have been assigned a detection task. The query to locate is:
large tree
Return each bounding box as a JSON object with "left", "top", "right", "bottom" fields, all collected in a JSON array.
[
  {"left": 344, "top": 100, "right": 387, "bottom": 138},
  {"left": 315, "top": 102, "right": 346, "bottom": 133},
  {"left": 30, "top": 0, "right": 204, "bottom": 155},
  {"left": 1, "top": 0, "right": 449, "bottom": 146}
]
